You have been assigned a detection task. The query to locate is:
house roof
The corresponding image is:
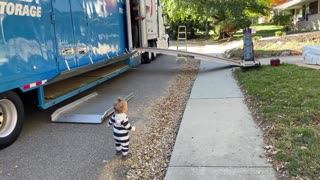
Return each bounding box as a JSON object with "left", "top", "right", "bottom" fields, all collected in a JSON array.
[{"left": 273, "top": 0, "right": 317, "bottom": 10}]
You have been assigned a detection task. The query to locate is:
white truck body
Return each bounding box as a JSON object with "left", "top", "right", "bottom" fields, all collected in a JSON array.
[{"left": 140, "top": 0, "right": 169, "bottom": 49}]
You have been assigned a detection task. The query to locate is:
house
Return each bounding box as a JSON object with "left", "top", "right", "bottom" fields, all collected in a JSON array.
[{"left": 273, "top": 0, "right": 320, "bottom": 31}]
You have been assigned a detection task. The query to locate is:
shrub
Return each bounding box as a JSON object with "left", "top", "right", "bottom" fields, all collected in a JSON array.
[
  {"left": 253, "top": 36, "right": 263, "bottom": 40},
  {"left": 275, "top": 31, "right": 286, "bottom": 37},
  {"left": 271, "top": 14, "right": 292, "bottom": 31}
]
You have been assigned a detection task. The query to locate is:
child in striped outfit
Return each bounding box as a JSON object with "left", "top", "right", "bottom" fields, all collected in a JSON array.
[{"left": 107, "top": 97, "right": 135, "bottom": 159}]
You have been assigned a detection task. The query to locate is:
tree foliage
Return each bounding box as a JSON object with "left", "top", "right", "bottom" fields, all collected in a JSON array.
[
  {"left": 272, "top": 0, "right": 289, "bottom": 6},
  {"left": 161, "top": 0, "right": 269, "bottom": 39}
]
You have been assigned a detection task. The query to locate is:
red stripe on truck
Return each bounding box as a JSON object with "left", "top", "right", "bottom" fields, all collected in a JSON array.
[{"left": 23, "top": 80, "right": 47, "bottom": 90}]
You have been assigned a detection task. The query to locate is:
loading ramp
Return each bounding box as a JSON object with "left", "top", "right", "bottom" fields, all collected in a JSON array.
[
  {"left": 135, "top": 47, "right": 260, "bottom": 67},
  {"left": 137, "top": 28, "right": 261, "bottom": 68},
  {"left": 51, "top": 93, "right": 134, "bottom": 124}
]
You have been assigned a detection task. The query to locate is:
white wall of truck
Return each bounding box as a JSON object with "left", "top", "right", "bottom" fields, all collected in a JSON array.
[{"left": 140, "top": 0, "right": 169, "bottom": 51}]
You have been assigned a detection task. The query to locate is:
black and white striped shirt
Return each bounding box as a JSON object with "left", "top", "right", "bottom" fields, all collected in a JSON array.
[{"left": 108, "top": 113, "right": 132, "bottom": 143}]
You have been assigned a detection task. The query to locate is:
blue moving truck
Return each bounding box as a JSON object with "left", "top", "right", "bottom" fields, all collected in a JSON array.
[{"left": 0, "top": 0, "right": 144, "bottom": 149}]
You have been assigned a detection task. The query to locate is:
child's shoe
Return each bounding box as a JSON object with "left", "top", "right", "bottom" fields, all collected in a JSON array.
[
  {"left": 122, "top": 152, "right": 132, "bottom": 159},
  {"left": 116, "top": 150, "right": 122, "bottom": 155}
]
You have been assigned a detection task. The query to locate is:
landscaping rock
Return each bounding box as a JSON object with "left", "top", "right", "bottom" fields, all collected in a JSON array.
[
  {"left": 280, "top": 51, "right": 291, "bottom": 56},
  {"left": 290, "top": 50, "right": 302, "bottom": 55}
]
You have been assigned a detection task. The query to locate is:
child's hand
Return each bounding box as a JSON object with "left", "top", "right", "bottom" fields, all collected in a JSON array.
[
  {"left": 107, "top": 124, "right": 110, "bottom": 128},
  {"left": 132, "top": 126, "right": 136, "bottom": 131}
]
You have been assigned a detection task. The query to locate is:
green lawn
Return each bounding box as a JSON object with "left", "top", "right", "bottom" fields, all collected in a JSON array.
[
  {"left": 225, "top": 37, "right": 320, "bottom": 59},
  {"left": 234, "top": 24, "right": 285, "bottom": 39},
  {"left": 226, "top": 24, "right": 320, "bottom": 59},
  {"left": 234, "top": 64, "right": 320, "bottom": 179}
]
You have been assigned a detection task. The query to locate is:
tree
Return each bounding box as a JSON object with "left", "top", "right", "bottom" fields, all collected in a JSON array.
[
  {"left": 272, "top": 0, "right": 289, "bottom": 6},
  {"left": 162, "top": 0, "right": 268, "bottom": 40}
]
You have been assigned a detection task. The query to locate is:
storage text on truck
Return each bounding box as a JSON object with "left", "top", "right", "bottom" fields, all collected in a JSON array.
[{"left": 0, "top": 0, "right": 42, "bottom": 18}]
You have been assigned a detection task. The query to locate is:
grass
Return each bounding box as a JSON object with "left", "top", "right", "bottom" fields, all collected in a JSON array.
[
  {"left": 227, "top": 24, "right": 286, "bottom": 58},
  {"left": 234, "top": 64, "right": 320, "bottom": 178},
  {"left": 226, "top": 24, "right": 320, "bottom": 59},
  {"left": 226, "top": 39, "right": 320, "bottom": 59},
  {"left": 234, "top": 24, "right": 285, "bottom": 39}
]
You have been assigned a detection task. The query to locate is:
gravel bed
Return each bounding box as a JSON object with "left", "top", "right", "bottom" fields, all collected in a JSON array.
[{"left": 99, "top": 60, "right": 199, "bottom": 180}]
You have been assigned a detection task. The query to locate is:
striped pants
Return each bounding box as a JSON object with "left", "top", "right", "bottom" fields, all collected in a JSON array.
[{"left": 115, "top": 139, "right": 130, "bottom": 156}]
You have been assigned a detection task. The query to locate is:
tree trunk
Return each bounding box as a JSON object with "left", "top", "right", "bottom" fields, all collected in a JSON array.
[
  {"left": 218, "top": 32, "right": 229, "bottom": 40},
  {"left": 205, "top": 20, "right": 209, "bottom": 36},
  {"left": 191, "top": 28, "right": 195, "bottom": 38}
]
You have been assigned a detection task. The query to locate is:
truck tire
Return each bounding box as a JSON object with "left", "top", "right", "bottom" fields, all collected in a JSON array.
[
  {"left": 149, "top": 49, "right": 155, "bottom": 61},
  {"left": 142, "top": 52, "right": 152, "bottom": 64},
  {"left": 147, "top": 41, "right": 155, "bottom": 61},
  {"left": 142, "top": 40, "right": 157, "bottom": 63},
  {"left": 152, "top": 41, "right": 157, "bottom": 60},
  {"left": 0, "top": 91, "right": 24, "bottom": 149}
]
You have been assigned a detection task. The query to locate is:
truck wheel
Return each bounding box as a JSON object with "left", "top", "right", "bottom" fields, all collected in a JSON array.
[
  {"left": 152, "top": 41, "right": 157, "bottom": 60},
  {"left": 148, "top": 41, "right": 155, "bottom": 61},
  {"left": 0, "top": 91, "right": 24, "bottom": 149},
  {"left": 142, "top": 52, "right": 152, "bottom": 64},
  {"left": 149, "top": 49, "right": 155, "bottom": 61}
]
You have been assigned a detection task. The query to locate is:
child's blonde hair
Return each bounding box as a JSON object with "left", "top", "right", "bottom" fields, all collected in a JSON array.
[{"left": 114, "top": 97, "right": 128, "bottom": 113}]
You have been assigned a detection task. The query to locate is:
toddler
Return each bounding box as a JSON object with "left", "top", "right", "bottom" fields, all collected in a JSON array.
[{"left": 107, "top": 97, "right": 135, "bottom": 159}]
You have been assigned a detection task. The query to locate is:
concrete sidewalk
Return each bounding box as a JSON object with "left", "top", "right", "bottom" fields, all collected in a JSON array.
[{"left": 165, "top": 61, "right": 276, "bottom": 180}]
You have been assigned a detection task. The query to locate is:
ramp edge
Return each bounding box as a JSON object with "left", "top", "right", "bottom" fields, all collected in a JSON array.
[{"left": 51, "top": 92, "right": 98, "bottom": 122}]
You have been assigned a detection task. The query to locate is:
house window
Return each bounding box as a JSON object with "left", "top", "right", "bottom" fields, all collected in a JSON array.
[{"left": 309, "top": 1, "right": 318, "bottom": 14}]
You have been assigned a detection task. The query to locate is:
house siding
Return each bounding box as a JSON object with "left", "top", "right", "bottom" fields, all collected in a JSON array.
[
  {"left": 297, "top": 13, "right": 320, "bottom": 30},
  {"left": 274, "top": 0, "right": 320, "bottom": 31}
]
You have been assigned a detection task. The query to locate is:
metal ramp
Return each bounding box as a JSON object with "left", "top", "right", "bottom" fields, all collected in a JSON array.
[
  {"left": 136, "top": 47, "right": 242, "bottom": 66},
  {"left": 51, "top": 92, "right": 134, "bottom": 124}
]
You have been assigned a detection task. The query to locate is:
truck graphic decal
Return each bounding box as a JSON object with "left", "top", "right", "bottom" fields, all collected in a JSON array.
[
  {"left": 0, "top": 0, "right": 42, "bottom": 17},
  {"left": 146, "top": 0, "right": 153, "bottom": 17}
]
